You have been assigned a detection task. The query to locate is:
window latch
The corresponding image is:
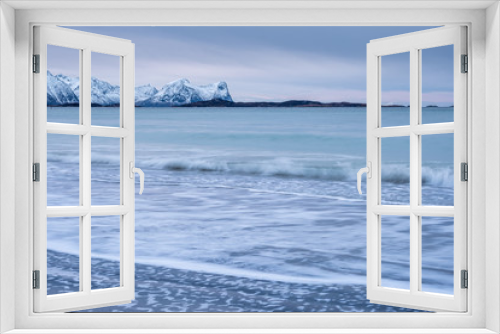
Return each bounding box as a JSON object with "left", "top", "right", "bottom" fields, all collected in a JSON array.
[
  {"left": 129, "top": 161, "right": 145, "bottom": 195},
  {"left": 357, "top": 162, "right": 372, "bottom": 195}
]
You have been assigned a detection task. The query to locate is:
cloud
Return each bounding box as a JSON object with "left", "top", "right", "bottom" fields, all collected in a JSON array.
[
  {"left": 131, "top": 36, "right": 366, "bottom": 102},
  {"left": 422, "top": 91, "right": 454, "bottom": 106},
  {"left": 59, "top": 26, "right": 453, "bottom": 103}
]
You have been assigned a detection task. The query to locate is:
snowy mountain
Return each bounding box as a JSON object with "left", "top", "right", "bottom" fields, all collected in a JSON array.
[
  {"left": 135, "top": 84, "right": 159, "bottom": 104},
  {"left": 54, "top": 73, "right": 80, "bottom": 94},
  {"left": 47, "top": 71, "right": 79, "bottom": 106},
  {"left": 90, "top": 77, "right": 120, "bottom": 106},
  {"left": 47, "top": 71, "right": 232, "bottom": 107},
  {"left": 136, "top": 78, "right": 232, "bottom": 107}
]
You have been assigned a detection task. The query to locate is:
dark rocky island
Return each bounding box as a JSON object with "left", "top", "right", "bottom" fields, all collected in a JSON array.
[{"left": 178, "top": 99, "right": 367, "bottom": 108}]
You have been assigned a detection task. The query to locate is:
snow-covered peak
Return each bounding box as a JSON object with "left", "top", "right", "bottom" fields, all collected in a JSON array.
[
  {"left": 162, "top": 78, "right": 191, "bottom": 89},
  {"left": 90, "top": 77, "right": 120, "bottom": 106},
  {"left": 47, "top": 72, "right": 232, "bottom": 107},
  {"left": 47, "top": 71, "right": 79, "bottom": 106},
  {"left": 145, "top": 78, "right": 232, "bottom": 107},
  {"left": 200, "top": 81, "right": 231, "bottom": 101},
  {"left": 56, "top": 73, "right": 80, "bottom": 93},
  {"left": 135, "top": 84, "right": 159, "bottom": 102}
]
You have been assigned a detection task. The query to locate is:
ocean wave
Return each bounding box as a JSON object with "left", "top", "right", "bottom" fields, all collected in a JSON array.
[
  {"left": 381, "top": 167, "right": 410, "bottom": 184},
  {"left": 48, "top": 153, "right": 454, "bottom": 187},
  {"left": 379, "top": 165, "right": 453, "bottom": 187},
  {"left": 48, "top": 152, "right": 120, "bottom": 165},
  {"left": 151, "top": 158, "right": 453, "bottom": 187},
  {"left": 157, "top": 158, "right": 352, "bottom": 181},
  {"left": 421, "top": 166, "right": 454, "bottom": 187}
]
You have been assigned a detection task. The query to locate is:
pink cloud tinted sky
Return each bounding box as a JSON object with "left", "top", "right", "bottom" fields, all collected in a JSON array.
[{"left": 53, "top": 26, "right": 454, "bottom": 106}]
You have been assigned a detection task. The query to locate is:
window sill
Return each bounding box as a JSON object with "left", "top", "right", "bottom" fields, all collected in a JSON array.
[{"left": 4, "top": 330, "right": 498, "bottom": 334}]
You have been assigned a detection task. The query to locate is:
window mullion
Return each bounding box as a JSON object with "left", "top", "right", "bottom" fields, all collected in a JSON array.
[
  {"left": 81, "top": 48, "right": 92, "bottom": 294},
  {"left": 78, "top": 48, "right": 84, "bottom": 293},
  {"left": 409, "top": 47, "right": 420, "bottom": 294}
]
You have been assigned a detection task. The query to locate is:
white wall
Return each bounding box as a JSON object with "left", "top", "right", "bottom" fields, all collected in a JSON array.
[
  {"left": 486, "top": 2, "right": 500, "bottom": 333},
  {"left": 0, "top": 2, "right": 16, "bottom": 333},
  {"left": 4, "top": 4, "right": 497, "bottom": 332}
]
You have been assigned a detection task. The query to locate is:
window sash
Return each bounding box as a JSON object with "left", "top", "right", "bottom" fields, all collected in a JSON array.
[
  {"left": 366, "top": 26, "right": 468, "bottom": 312},
  {"left": 32, "top": 25, "right": 136, "bottom": 313}
]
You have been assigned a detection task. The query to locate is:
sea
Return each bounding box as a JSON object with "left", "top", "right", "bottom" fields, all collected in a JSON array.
[{"left": 45, "top": 106, "right": 455, "bottom": 312}]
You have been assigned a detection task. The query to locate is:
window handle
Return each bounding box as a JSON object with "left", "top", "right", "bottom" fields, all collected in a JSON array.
[
  {"left": 129, "top": 161, "right": 145, "bottom": 195},
  {"left": 357, "top": 162, "right": 372, "bottom": 195}
]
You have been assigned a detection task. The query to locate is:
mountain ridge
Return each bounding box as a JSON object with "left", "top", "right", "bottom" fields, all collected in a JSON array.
[
  {"left": 47, "top": 72, "right": 401, "bottom": 108},
  {"left": 47, "top": 71, "right": 233, "bottom": 107}
]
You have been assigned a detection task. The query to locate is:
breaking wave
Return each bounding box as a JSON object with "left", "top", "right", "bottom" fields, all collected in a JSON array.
[
  {"left": 48, "top": 153, "right": 453, "bottom": 187},
  {"left": 155, "top": 158, "right": 351, "bottom": 181}
]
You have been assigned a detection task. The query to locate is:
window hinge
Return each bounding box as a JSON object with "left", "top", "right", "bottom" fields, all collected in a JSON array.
[
  {"left": 461, "top": 270, "right": 468, "bottom": 289},
  {"left": 33, "top": 54, "right": 40, "bottom": 73},
  {"left": 33, "top": 270, "right": 40, "bottom": 289},
  {"left": 461, "top": 54, "right": 468, "bottom": 73},
  {"left": 461, "top": 162, "right": 468, "bottom": 181},
  {"left": 33, "top": 163, "right": 40, "bottom": 182}
]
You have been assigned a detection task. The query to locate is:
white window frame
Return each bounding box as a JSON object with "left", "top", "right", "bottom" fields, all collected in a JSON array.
[
  {"left": 366, "top": 26, "right": 468, "bottom": 312},
  {"left": 33, "top": 25, "right": 136, "bottom": 313},
  {"left": 1, "top": 1, "right": 499, "bottom": 333}
]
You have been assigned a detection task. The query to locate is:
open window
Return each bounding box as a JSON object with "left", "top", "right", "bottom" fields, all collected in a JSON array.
[
  {"left": 33, "top": 26, "right": 138, "bottom": 312},
  {"left": 31, "top": 24, "right": 467, "bottom": 314},
  {"left": 364, "top": 26, "right": 467, "bottom": 312},
  {"left": 2, "top": 0, "right": 494, "bottom": 329}
]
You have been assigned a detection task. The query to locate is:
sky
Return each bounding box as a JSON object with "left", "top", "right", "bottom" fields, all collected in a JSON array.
[{"left": 49, "top": 26, "right": 454, "bottom": 106}]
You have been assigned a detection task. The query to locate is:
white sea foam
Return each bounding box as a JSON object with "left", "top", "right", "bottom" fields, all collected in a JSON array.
[
  {"left": 49, "top": 152, "right": 454, "bottom": 188},
  {"left": 134, "top": 256, "right": 367, "bottom": 285}
]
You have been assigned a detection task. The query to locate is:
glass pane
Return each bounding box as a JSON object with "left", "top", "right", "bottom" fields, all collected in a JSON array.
[
  {"left": 381, "top": 136, "right": 410, "bottom": 205},
  {"left": 421, "top": 133, "right": 454, "bottom": 206},
  {"left": 381, "top": 52, "right": 410, "bottom": 127},
  {"left": 421, "top": 45, "right": 454, "bottom": 124},
  {"left": 381, "top": 215, "right": 410, "bottom": 290},
  {"left": 91, "top": 52, "right": 121, "bottom": 127},
  {"left": 47, "top": 45, "right": 80, "bottom": 124},
  {"left": 47, "top": 133, "right": 80, "bottom": 206},
  {"left": 91, "top": 216, "right": 121, "bottom": 290},
  {"left": 92, "top": 136, "right": 121, "bottom": 205},
  {"left": 47, "top": 217, "right": 80, "bottom": 295},
  {"left": 421, "top": 216, "right": 454, "bottom": 295}
]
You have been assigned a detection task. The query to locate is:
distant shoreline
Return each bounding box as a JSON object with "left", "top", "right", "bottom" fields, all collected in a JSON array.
[
  {"left": 177, "top": 100, "right": 368, "bottom": 108},
  {"left": 47, "top": 99, "right": 453, "bottom": 108}
]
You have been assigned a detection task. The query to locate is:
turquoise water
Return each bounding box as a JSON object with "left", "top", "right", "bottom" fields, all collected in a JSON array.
[{"left": 46, "top": 107, "right": 454, "bottom": 312}]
